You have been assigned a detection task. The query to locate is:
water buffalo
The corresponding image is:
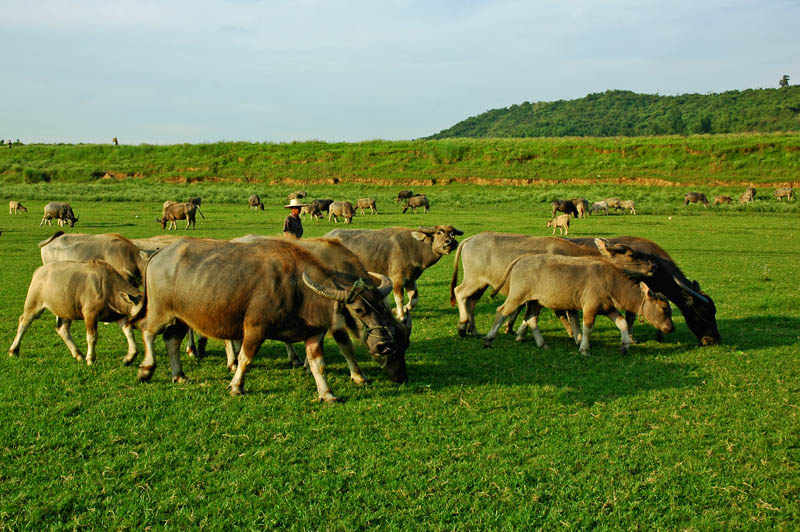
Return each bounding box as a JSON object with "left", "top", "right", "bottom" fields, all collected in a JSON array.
[
  {"left": 590, "top": 201, "right": 609, "bottom": 215},
  {"left": 396, "top": 190, "right": 414, "bottom": 203},
  {"left": 402, "top": 194, "right": 430, "bottom": 214},
  {"left": 482, "top": 254, "right": 673, "bottom": 354},
  {"left": 550, "top": 200, "right": 578, "bottom": 218},
  {"left": 188, "top": 197, "right": 202, "bottom": 207},
  {"left": 300, "top": 204, "right": 322, "bottom": 220},
  {"left": 9, "top": 201, "right": 27, "bottom": 214},
  {"left": 40, "top": 202, "right": 78, "bottom": 227},
  {"left": 450, "top": 232, "right": 720, "bottom": 346},
  {"left": 287, "top": 190, "right": 307, "bottom": 201},
  {"left": 774, "top": 187, "right": 795, "bottom": 201},
  {"left": 134, "top": 237, "right": 409, "bottom": 401},
  {"left": 713, "top": 195, "right": 733, "bottom": 206},
  {"left": 8, "top": 260, "right": 143, "bottom": 365},
  {"left": 739, "top": 187, "right": 756, "bottom": 204},
  {"left": 619, "top": 200, "right": 636, "bottom": 215},
  {"left": 248, "top": 194, "right": 264, "bottom": 210},
  {"left": 546, "top": 214, "right": 570, "bottom": 235},
  {"left": 684, "top": 192, "right": 709, "bottom": 207},
  {"left": 356, "top": 198, "right": 378, "bottom": 215},
  {"left": 570, "top": 198, "right": 589, "bottom": 218},
  {"left": 326, "top": 225, "right": 463, "bottom": 320},
  {"left": 312, "top": 198, "right": 335, "bottom": 213},
  {"left": 158, "top": 201, "right": 204, "bottom": 230},
  {"left": 328, "top": 201, "right": 355, "bottom": 223}
]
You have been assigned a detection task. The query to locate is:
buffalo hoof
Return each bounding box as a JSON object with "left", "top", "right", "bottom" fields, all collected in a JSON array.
[
  {"left": 351, "top": 375, "right": 369, "bottom": 386},
  {"left": 319, "top": 393, "right": 340, "bottom": 403},
  {"left": 228, "top": 384, "right": 244, "bottom": 396},
  {"left": 122, "top": 353, "right": 137, "bottom": 366},
  {"left": 288, "top": 357, "right": 304, "bottom": 368},
  {"left": 700, "top": 336, "right": 719, "bottom": 346},
  {"left": 540, "top": 343, "right": 550, "bottom": 350},
  {"left": 483, "top": 340, "right": 493, "bottom": 349},
  {"left": 620, "top": 346, "right": 629, "bottom": 355},
  {"left": 137, "top": 366, "right": 155, "bottom": 382},
  {"left": 579, "top": 349, "right": 590, "bottom": 357},
  {"left": 172, "top": 373, "right": 188, "bottom": 384},
  {"left": 8, "top": 349, "right": 18, "bottom": 357},
  {"left": 457, "top": 325, "right": 467, "bottom": 338}
]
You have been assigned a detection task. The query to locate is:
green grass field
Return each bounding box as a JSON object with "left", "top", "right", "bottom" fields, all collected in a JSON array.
[{"left": 1, "top": 185, "right": 798, "bottom": 530}]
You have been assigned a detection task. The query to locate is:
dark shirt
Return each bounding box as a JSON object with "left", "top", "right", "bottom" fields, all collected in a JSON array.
[{"left": 283, "top": 213, "right": 303, "bottom": 238}]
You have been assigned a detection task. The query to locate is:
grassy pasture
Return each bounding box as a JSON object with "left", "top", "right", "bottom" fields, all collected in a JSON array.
[{"left": 0, "top": 184, "right": 798, "bottom": 530}]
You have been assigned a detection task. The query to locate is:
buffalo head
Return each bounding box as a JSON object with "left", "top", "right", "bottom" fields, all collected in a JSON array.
[{"left": 412, "top": 225, "right": 464, "bottom": 256}]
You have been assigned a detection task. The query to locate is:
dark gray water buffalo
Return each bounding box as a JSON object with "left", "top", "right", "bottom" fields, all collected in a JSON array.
[
  {"left": 328, "top": 201, "right": 355, "bottom": 223},
  {"left": 550, "top": 200, "right": 578, "bottom": 218},
  {"left": 39, "top": 231, "right": 151, "bottom": 285},
  {"left": 248, "top": 194, "right": 264, "bottom": 210},
  {"left": 483, "top": 254, "right": 673, "bottom": 354},
  {"left": 188, "top": 196, "right": 202, "bottom": 207},
  {"left": 356, "top": 198, "right": 378, "bottom": 215},
  {"left": 326, "top": 225, "right": 463, "bottom": 320},
  {"left": 9, "top": 260, "right": 143, "bottom": 365},
  {"left": 395, "top": 190, "right": 414, "bottom": 203},
  {"left": 158, "top": 201, "right": 204, "bottom": 230},
  {"left": 134, "top": 237, "right": 409, "bottom": 401},
  {"left": 312, "top": 198, "right": 335, "bottom": 212},
  {"left": 451, "top": 232, "right": 720, "bottom": 346},
  {"left": 9, "top": 200, "right": 27, "bottom": 214},
  {"left": 40, "top": 202, "right": 78, "bottom": 227},
  {"left": 402, "top": 194, "right": 430, "bottom": 214},
  {"left": 683, "top": 192, "right": 709, "bottom": 207}
]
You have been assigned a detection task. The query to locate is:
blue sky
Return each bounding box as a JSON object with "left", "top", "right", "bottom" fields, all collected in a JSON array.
[{"left": 2, "top": 0, "right": 798, "bottom": 144}]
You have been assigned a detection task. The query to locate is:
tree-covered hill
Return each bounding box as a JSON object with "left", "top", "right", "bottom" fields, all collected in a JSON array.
[{"left": 428, "top": 87, "right": 800, "bottom": 138}]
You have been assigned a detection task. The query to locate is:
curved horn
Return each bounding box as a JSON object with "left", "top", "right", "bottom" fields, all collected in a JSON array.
[
  {"left": 673, "top": 275, "right": 710, "bottom": 304},
  {"left": 302, "top": 272, "right": 350, "bottom": 302},
  {"left": 451, "top": 227, "right": 464, "bottom": 236},
  {"left": 368, "top": 272, "right": 393, "bottom": 298},
  {"left": 416, "top": 226, "right": 435, "bottom": 234}
]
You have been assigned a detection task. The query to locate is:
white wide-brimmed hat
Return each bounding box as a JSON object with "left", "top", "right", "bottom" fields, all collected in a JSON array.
[{"left": 284, "top": 198, "right": 309, "bottom": 208}]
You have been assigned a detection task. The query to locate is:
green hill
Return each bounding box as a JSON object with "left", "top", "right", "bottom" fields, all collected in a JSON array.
[{"left": 428, "top": 87, "right": 800, "bottom": 139}]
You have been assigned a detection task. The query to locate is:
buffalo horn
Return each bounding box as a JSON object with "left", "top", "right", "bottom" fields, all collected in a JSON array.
[
  {"left": 302, "top": 272, "right": 350, "bottom": 302},
  {"left": 673, "top": 275, "right": 710, "bottom": 303},
  {"left": 368, "top": 272, "right": 393, "bottom": 298},
  {"left": 417, "top": 226, "right": 436, "bottom": 234},
  {"left": 452, "top": 228, "right": 464, "bottom": 236}
]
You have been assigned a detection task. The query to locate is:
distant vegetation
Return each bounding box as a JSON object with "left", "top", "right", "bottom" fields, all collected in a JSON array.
[
  {"left": 1, "top": 133, "right": 799, "bottom": 189},
  {"left": 428, "top": 87, "right": 800, "bottom": 139}
]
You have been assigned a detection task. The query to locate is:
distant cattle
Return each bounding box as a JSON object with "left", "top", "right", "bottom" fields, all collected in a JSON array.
[
  {"left": 356, "top": 198, "right": 378, "bottom": 215},
  {"left": 604, "top": 197, "right": 622, "bottom": 211},
  {"left": 158, "top": 202, "right": 204, "bottom": 230},
  {"left": 395, "top": 190, "right": 414, "bottom": 203},
  {"left": 570, "top": 198, "right": 589, "bottom": 218},
  {"left": 287, "top": 190, "right": 307, "bottom": 201},
  {"left": 9, "top": 200, "right": 27, "bottom": 214},
  {"left": 546, "top": 214, "right": 570, "bottom": 235},
  {"left": 402, "top": 195, "right": 430, "bottom": 214},
  {"left": 328, "top": 201, "right": 355, "bottom": 224},
  {"left": 248, "top": 194, "right": 264, "bottom": 210},
  {"left": 550, "top": 200, "right": 578, "bottom": 218},
  {"left": 312, "top": 199, "right": 335, "bottom": 212},
  {"left": 739, "top": 187, "right": 756, "bottom": 204},
  {"left": 301, "top": 204, "right": 322, "bottom": 220},
  {"left": 774, "top": 187, "right": 795, "bottom": 201},
  {"left": 684, "top": 192, "right": 709, "bottom": 207},
  {"left": 590, "top": 201, "right": 609, "bottom": 215},
  {"left": 8, "top": 260, "right": 144, "bottom": 366},
  {"left": 713, "top": 195, "right": 733, "bottom": 206},
  {"left": 619, "top": 200, "right": 636, "bottom": 215},
  {"left": 188, "top": 197, "right": 202, "bottom": 207},
  {"left": 40, "top": 202, "right": 78, "bottom": 227}
]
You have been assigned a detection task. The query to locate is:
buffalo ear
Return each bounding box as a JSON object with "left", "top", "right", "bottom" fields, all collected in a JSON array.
[
  {"left": 452, "top": 228, "right": 464, "bottom": 236},
  {"left": 410, "top": 231, "right": 429, "bottom": 242},
  {"left": 640, "top": 282, "right": 653, "bottom": 298}
]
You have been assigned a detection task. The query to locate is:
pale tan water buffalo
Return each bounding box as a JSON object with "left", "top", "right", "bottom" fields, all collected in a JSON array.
[
  {"left": 9, "top": 201, "right": 27, "bottom": 214},
  {"left": 774, "top": 187, "right": 795, "bottom": 201},
  {"left": 739, "top": 187, "right": 757, "bottom": 204},
  {"left": 619, "top": 200, "right": 636, "bottom": 214},
  {"left": 134, "top": 237, "right": 409, "bottom": 401},
  {"left": 328, "top": 201, "right": 355, "bottom": 223},
  {"left": 287, "top": 190, "right": 307, "bottom": 201},
  {"left": 482, "top": 254, "right": 673, "bottom": 354},
  {"left": 326, "top": 225, "right": 463, "bottom": 320},
  {"left": 546, "top": 214, "right": 570, "bottom": 235},
  {"left": 248, "top": 194, "right": 264, "bottom": 210},
  {"left": 402, "top": 194, "right": 430, "bottom": 214},
  {"left": 356, "top": 198, "right": 378, "bottom": 215},
  {"left": 451, "top": 232, "right": 720, "bottom": 346},
  {"left": 40, "top": 202, "right": 79, "bottom": 227},
  {"left": 158, "top": 201, "right": 204, "bottom": 230},
  {"left": 713, "top": 195, "right": 733, "bottom": 206},
  {"left": 8, "top": 260, "right": 143, "bottom": 365},
  {"left": 590, "top": 201, "right": 609, "bottom": 215}
]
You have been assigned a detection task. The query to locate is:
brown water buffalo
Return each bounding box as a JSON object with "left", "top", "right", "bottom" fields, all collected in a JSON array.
[
  {"left": 134, "top": 237, "right": 408, "bottom": 401},
  {"left": 300, "top": 204, "right": 322, "bottom": 220},
  {"left": 158, "top": 202, "right": 204, "bottom": 229},
  {"left": 328, "top": 201, "right": 355, "bottom": 223},
  {"left": 248, "top": 194, "right": 264, "bottom": 210},
  {"left": 546, "top": 214, "right": 570, "bottom": 235},
  {"left": 287, "top": 190, "right": 307, "bottom": 201},
  {"left": 395, "top": 190, "right": 414, "bottom": 203},
  {"left": 402, "top": 194, "right": 430, "bottom": 214},
  {"left": 40, "top": 231, "right": 151, "bottom": 285},
  {"left": 739, "top": 187, "right": 756, "bottom": 204},
  {"left": 40, "top": 202, "right": 79, "bottom": 227},
  {"left": 326, "top": 225, "right": 463, "bottom": 320},
  {"left": 619, "top": 200, "right": 636, "bottom": 215},
  {"left": 356, "top": 198, "right": 378, "bottom": 215},
  {"left": 551, "top": 200, "right": 578, "bottom": 218},
  {"left": 482, "top": 254, "right": 673, "bottom": 354},
  {"left": 684, "top": 192, "right": 709, "bottom": 207},
  {"left": 570, "top": 198, "right": 589, "bottom": 218},
  {"left": 8, "top": 260, "right": 143, "bottom": 365},
  {"left": 450, "top": 232, "right": 720, "bottom": 346},
  {"left": 713, "top": 195, "right": 733, "bottom": 206},
  {"left": 774, "top": 187, "right": 795, "bottom": 201},
  {"left": 9, "top": 201, "right": 27, "bottom": 214}
]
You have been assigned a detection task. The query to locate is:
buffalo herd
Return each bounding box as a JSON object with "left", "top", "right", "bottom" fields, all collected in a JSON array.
[{"left": 3, "top": 185, "right": 749, "bottom": 402}]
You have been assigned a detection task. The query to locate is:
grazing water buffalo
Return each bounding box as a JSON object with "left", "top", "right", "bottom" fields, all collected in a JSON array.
[
  {"left": 158, "top": 201, "right": 204, "bottom": 230},
  {"left": 402, "top": 194, "right": 430, "bottom": 214},
  {"left": 774, "top": 187, "right": 795, "bottom": 201},
  {"left": 604, "top": 197, "right": 622, "bottom": 211},
  {"left": 713, "top": 195, "right": 733, "bottom": 206},
  {"left": 482, "top": 254, "right": 673, "bottom": 354},
  {"left": 619, "top": 200, "right": 636, "bottom": 215},
  {"left": 326, "top": 225, "right": 463, "bottom": 319},
  {"left": 450, "top": 232, "right": 720, "bottom": 346},
  {"left": 248, "top": 194, "right": 264, "bottom": 210},
  {"left": 188, "top": 196, "right": 202, "bottom": 207},
  {"left": 356, "top": 198, "right": 378, "bottom": 215},
  {"left": 9, "top": 260, "right": 143, "bottom": 365},
  {"left": 550, "top": 200, "right": 578, "bottom": 218},
  {"left": 312, "top": 198, "right": 335, "bottom": 213},
  {"left": 546, "top": 214, "right": 570, "bottom": 235},
  {"left": 301, "top": 204, "right": 322, "bottom": 220},
  {"left": 739, "top": 187, "right": 756, "bottom": 204},
  {"left": 396, "top": 190, "right": 414, "bottom": 203},
  {"left": 570, "top": 198, "right": 589, "bottom": 218},
  {"left": 287, "top": 190, "right": 307, "bottom": 201},
  {"left": 134, "top": 237, "right": 409, "bottom": 401},
  {"left": 40, "top": 202, "right": 78, "bottom": 227},
  {"left": 328, "top": 201, "right": 355, "bottom": 223},
  {"left": 590, "top": 201, "right": 609, "bottom": 215},
  {"left": 684, "top": 192, "right": 709, "bottom": 207},
  {"left": 9, "top": 201, "right": 27, "bottom": 214}
]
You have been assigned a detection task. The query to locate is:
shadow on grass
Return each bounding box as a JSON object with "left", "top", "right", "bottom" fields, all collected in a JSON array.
[{"left": 716, "top": 315, "right": 800, "bottom": 349}]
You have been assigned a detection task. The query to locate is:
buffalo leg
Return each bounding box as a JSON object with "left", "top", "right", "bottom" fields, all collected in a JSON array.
[
  {"left": 504, "top": 305, "right": 524, "bottom": 335},
  {"left": 579, "top": 310, "right": 597, "bottom": 356},
  {"left": 304, "top": 333, "right": 338, "bottom": 402},
  {"left": 118, "top": 319, "right": 139, "bottom": 365},
  {"left": 520, "top": 302, "right": 548, "bottom": 349},
  {"left": 184, "top": 329, "right": 207, "bottom": 358},
  {"left": 608, "top": 310, "right": 633, "bottom": 354},
  {"left": 162, "top": 322, "right": 189, "bottom": 382},
  {"left": 84, "top": 315, "right": 98, "bottom": 365},
  {"left": 55, "top": 318, "right": 84, "bottom": 361},
  {"left": 228, "top": 328, "right": 266, "bottom": 396},
  {"left": 225, "top": 340, "right": 240, "bottom": 371},
  {"left": 284, "top": 343, "right": 304, "bottom": 367},
  {"left": 453, "top": 281, "right": 487, "bottom": 337},
  {"left": 138, "top": 330, "right": 158, "bottom": 381},
  {"left": 8, "top": 305, "right": 46, "bottom": 357},
  {"left": 332, "top": 330, "right": 368, "bottom": 385},
  {"left": 568, "top": 312, "right": 582, "bottom": 344},
  {"left": 483, "top": 296, "right": 524, "bottom": 348},
  {"left": 402, "top": 280, "right": 419, "bottom": 314},
  {"left": 392, "top": 279, "right": 407, "bottom": 320},
  {"left": 624, "top": 311, "right": 639, "bottom": 344}
]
